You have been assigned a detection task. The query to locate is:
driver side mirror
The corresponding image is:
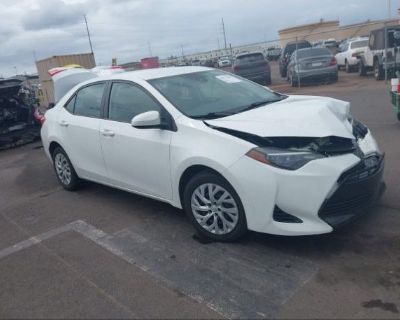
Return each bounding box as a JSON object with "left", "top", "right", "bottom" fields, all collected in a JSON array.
[{"left": 131, "top": 111, "right": 162, "bottom": 129}]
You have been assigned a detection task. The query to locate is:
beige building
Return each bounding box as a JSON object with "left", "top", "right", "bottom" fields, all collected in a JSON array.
[
  {"left": 279, "top": 18, "right": 400, "bottom": 47},
  {"left": 36, "top": 53, "right": 96, "bottom": 107}
]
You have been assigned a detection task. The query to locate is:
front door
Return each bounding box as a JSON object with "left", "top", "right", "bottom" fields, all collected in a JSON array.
[{"left": 100, "top": 81, "right": 173, "bottom": 200}]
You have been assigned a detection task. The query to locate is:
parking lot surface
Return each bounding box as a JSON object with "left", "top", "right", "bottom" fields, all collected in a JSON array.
[{"left": 1, "top": 64, "right": 399, "bottom": 319}]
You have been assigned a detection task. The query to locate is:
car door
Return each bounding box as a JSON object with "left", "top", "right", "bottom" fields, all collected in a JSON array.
[
  {"left": 57, "top": 82, "right": 108, "bottom": 182},
  {"left": 99, "top": 81, "right": 173, "bottom": 200}
]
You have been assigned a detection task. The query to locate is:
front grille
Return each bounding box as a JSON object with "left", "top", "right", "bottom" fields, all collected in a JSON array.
[
  {"left": 319, "top": 153, "right": 384, "bottom": 227},
  {"left": 338, "top": 154, "right": 383, "bottom": 184}
]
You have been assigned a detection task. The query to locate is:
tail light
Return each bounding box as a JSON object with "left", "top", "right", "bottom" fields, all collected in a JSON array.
[
  {"left": 352, "top": 53, "right": 358, "bottom": 58},
  {"left": 330, "top": 57, "right": 337, "bottom": 66},
  {"left": 34, "top": 109, "right": 46, "bottom": 126}
]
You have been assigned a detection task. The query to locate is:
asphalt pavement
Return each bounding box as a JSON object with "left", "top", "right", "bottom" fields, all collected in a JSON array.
[{"left": 0, "top": 63, "right": 399, "bottom": 319}]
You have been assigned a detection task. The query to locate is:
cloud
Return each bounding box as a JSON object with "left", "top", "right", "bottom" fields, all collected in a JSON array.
[
  {"left": 0, "top": 0, "right": 395, "bottom": 77},
  {"left": 22, "top": 0, "right": 94, "bottom": 31}
]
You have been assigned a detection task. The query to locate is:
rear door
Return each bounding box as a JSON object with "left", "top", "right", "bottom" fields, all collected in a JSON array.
[
  {"left": 57, "top": 82, "right": 108, "bottom": 181},
  {"left": 99, "top": 81, "right": 173, "bottom": 200}
]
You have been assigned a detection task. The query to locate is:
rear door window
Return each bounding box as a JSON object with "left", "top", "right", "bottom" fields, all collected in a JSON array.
[{"left": 74, "top": 83, "right": 105, "bottom": 118}]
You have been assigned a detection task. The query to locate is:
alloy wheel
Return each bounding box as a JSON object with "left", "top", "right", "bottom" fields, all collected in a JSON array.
[
  {"left": 54, "top": 153, "right": 72, "bottom": 185},
  {"left": 191, "top": 183, "right": 239, "bottom": 235}
]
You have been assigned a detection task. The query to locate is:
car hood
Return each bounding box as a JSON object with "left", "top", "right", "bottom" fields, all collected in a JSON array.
[{"left": 205, "top": 95, "right": 354, "bottom": 139}]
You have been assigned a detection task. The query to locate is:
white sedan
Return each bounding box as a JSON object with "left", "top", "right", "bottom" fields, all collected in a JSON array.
[
  {"left": 335, "top": 38, "right": 369, "bottom": 72},
  {"left": 41, "top": 67, "right": 385, "bottom": 241}
]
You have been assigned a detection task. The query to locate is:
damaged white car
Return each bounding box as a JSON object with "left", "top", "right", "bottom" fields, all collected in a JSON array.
[{"left": 41, "top": 67, "right": 385, "bottom": 241}]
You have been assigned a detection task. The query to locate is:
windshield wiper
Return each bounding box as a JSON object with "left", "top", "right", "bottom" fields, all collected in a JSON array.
[
  {"left": 238, "top": 96, "right": 286, "bottom": 113},
  {"left": 191, "top": 111, "right": 235, "bottom": 120}
]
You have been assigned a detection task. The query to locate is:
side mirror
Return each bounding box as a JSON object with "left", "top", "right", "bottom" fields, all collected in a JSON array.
[{"left": 131, "top": 111, "right": 161, "bottom": 129}]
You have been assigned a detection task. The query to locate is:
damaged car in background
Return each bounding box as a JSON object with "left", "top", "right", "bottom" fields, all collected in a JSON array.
[
  {"left": 41, "top": 67, "right": 385, "bottom": 241},
  {"left": 0, "top": 78, "right": 42, "bottom": 150}
]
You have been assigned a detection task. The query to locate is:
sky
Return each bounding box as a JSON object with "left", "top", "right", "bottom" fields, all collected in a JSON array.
[{"left": 0, "top": 0, "right": 397, "bottom": 77}]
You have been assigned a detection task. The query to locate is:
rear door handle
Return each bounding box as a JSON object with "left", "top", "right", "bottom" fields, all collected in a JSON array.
[
  {"left": 101, "top": 129, "right": 115, "bottom": 137},
  {"left": 59, "top": 120, "right": 69, "bottom": 127}
]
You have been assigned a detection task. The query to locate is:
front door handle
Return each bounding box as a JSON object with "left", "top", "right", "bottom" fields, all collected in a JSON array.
[
  {"left": 59, "top": 120, "right": 69, "bottom": 127},
  {"left": 101, "top": 129, "right": 115, "bottom": 137}
]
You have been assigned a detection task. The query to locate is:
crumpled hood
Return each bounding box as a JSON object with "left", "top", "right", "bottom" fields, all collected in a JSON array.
[{"left": 205, "top": 95, "right": 354, "bottom": 139}]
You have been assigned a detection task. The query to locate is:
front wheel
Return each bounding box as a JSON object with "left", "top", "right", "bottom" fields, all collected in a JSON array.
[
  {"left": 374, "top": 60, "right": 384, "bottom": 80},
  {"left": 183, "top": 172, "right": 247, "bottom": 242},
  {"left": 345, "top": 60, "right": 351, "bottom": 73}
]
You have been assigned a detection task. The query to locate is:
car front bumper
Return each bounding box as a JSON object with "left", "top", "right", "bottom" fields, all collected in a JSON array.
[{"left": 225, "top": 131, "right": 384, "bottom": 236}]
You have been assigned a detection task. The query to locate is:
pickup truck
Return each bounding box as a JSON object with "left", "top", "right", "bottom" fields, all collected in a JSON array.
[{"left": 358, "top": 26, "right": 400, "bottom": 80}]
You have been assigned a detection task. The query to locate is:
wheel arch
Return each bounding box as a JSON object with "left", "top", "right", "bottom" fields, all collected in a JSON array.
[{"left": 178, "top": 165, "right": 227, "bottom": 208}]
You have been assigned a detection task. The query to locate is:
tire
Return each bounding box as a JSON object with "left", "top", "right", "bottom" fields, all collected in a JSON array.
[
  {"left": 397, "top": 113, "right": 400, "bottom": 121},
  {"left": 290, "top": 72, "right": 298, "bottom": 87},
  {"left": 183, "top": 171, "right": 247, "bottom": 242},
  {"left": 265, "top": 75, "right": 272, "bottom": 86},
  {"left": 359, "top": 60, "right": 367, "bottom": 76},
  {"left": 332, "top": 73, "right": 339, "bottom": 83},
  {"left": 374, "top": 59, "right": 384, "bottom": 81},
  {"left": 52, "top": 147, "right": 81, "bottom": 191},
  {"left": 345, "top": 60, "right": 351, "bottom": 73}
]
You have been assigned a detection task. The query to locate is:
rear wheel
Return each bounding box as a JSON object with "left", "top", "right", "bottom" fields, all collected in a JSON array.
[
  {"left": 290, "top": 72, "right": 298, "bottom": 87},
  {"left": 397, "top": 113, "right": 400, "bottom": 121},
  {"left": 183, "top": 172, "right": 247, "bottom": 242},
  {"left": 345, "top": 60, "right": 351, "bottom": 73},
  {"left": 374, "top": 59, "right": 384, "bottom": 80},
  {"left": 52, "top": 147, "right": 81, "bottom": 191},
  {"left": 359, "top": 60, "right": 367, "bottom": 76}
]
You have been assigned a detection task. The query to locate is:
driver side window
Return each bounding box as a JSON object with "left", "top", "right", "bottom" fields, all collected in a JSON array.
[{"left": 108, "top": 82, "right": 160, "bottom": 123}]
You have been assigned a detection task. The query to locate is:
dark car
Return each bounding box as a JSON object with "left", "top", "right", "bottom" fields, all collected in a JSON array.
[
  {"left": 0, "top": 78, "right": 41, "bottom": 149},
  {"left": 232, "top": 52, "right": 271, "bottom": 85},
  {"left": 279, "top": 40, "right": 311, "bottom": 77},
  {"left": 286, "top": 47, "right": 338, "bottom": 87},
  {"left": 266, "top": 48, "right": 281, "bottom": 61}
]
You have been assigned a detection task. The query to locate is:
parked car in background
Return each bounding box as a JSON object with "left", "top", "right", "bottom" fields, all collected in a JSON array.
[
  {"left": 200, "top": 59, "right": 215, "bottom": 68},
  {"left": 266, "top": 47, "right": 281, "bottom": 61},
  {"left": 233, "top": 52, "right": 271, "bottom": 85},
  {"left": 358, "top": 26, "right": 400, "bottom": 80},
  {"left": 287, "top": 47, "right": 338, "bottom": 87},
  {"left": 335, "top": 37, "right": 369, "bottom": 73},
  {"left": 41, "top": 66, "right": 384, "bottom": 241},
  {"left": 279, "top": 40, "right": 311, "bottom": 77},
  {"left": 191, "top": 59, "right": 201, "bottom": 66},
  {"left": 218, "top": 56, "right": 232, "bottom": 68}
]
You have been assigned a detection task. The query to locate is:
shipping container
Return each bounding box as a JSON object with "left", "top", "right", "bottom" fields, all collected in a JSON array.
[
  {"left": 36, "top": 53, "right": 96, "bottom": 106},
  {"left": 140, "top": 57, "right": 160, "bottom": 69}
]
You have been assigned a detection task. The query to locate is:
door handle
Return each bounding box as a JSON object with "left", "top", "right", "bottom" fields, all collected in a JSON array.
[
  {"left": 101, "top": 129, "right": 115, "bottom": 137},
  {"left": 59, "top": 120, "right": 69, "bottom": 127}
]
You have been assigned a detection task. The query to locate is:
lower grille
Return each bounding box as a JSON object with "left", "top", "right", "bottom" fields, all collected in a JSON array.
[{"left": 319, "top": 153, "right": 384, "bottom": 227}]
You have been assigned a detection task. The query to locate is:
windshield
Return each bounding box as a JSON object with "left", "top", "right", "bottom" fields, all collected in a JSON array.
[
  {"left": 149, "top": 70, "right": 282, "bottom": 119},
  {"left": 351, "top": 40, "right": 368, "bottom": 49}
]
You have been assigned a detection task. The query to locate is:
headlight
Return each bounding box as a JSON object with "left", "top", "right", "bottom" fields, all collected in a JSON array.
[{"left": 246, "top": 147, "right": 324, "bottom": 170}]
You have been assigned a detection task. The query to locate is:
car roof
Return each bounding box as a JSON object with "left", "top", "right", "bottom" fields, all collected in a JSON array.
[
  {"left": 235, "top": 52, "right": 264, "bottom": 58},
  {"left": 86, "top": 66, "right": 213, "bottom": 84}
]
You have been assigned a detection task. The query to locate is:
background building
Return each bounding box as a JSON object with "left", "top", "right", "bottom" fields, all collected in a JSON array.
[
  {"left": 279, "top": 18, "right": 400, "bottom": 47},
  {"left": 36, "top": 53, "right": 95, "bottom": 107}
]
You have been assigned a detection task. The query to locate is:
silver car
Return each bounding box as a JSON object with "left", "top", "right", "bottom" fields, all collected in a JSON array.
[{"left": 287, "top": 48, "right": 338, "bottom": 87}]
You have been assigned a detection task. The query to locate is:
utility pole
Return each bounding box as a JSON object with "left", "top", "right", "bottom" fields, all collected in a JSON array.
[
  {"left": 388, "top": 0, "right": 391, "bottom": 19},
  {"left": 181, "top": 44, "right": 185, "bottom": 60},
  {"left": 222, "top": 18, "right": 227, "bottom": 49},
  {"left": 147, "top": 42, "right": 153, "bottom": 57},
  {"left": 84, "top": 15, "right": 94, "bottom": 54}
]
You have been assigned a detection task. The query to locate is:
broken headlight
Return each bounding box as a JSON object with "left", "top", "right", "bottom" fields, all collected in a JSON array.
[{"left": 246, "top": 147, "right": 325, "bottom": 170}]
